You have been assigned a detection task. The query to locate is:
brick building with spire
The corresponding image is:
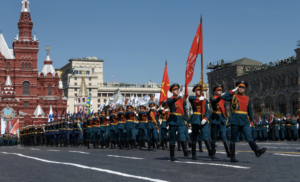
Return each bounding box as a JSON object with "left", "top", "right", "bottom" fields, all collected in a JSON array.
[{"left": 0, "top": 0, "right": 67, "bottom": 132}]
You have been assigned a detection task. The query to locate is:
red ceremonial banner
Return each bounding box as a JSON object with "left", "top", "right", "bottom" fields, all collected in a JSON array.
[{"left": 185, "top": 21, "right": 203, "bottom": 100}]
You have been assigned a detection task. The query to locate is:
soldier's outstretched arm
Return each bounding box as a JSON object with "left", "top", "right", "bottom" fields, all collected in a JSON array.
[
  {"left": 166, "top": 98, "right": 176, "bottom": 106},
  {"left": 210, "top": 96, "right": 222, "bottom": 105}
]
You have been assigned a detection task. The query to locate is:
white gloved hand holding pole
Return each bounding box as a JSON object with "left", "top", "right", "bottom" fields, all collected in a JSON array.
[
  {"left": 199, "top": 96, "right": 205, "bottom": 101},
  {"left": 201, "top": 119, "right": 207, "bottom": 125}
]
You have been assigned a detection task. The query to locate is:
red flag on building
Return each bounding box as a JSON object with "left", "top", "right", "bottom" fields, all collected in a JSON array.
[
  {"left": 184, "top": 18, "right": 203, "bottom": 100},
  {"left": 159, "top": 61, "right": 170, "bottom": 106}
]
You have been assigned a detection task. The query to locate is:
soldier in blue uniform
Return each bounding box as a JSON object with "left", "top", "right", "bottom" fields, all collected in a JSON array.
[
  {"left": 125, "top": 105, "right": 136, "bottom": 149},
  {"left": 261, "top": 117, "right": 269, "bottom": 141},
  {"left": 189, "top": 84, "right": 214, "bottom": 160},
  {"left": 210, "top": 85, "right": 230, "bottom": 159},
  {"left": 251, "top": 121, "right": 258, "bottom": 141},
  {"left": 147, "top": 103, "right": 160, "bottom": 151},
  {"left": 109, "top": 109, "right": 119, "bottom": 149},
  {"left": 92, "top": 112, "right": 100, "bottom": 149},
  {"left": 269, "top": 112, "right": 279, "bottom": 141},
  {"left": 285, "top": 114, "right": 292, "bottom": 141},
  {"left": 279, "top": 116, "right": 286, "bottom": 141},
  {"left": 291, "top": 115, "right": 298, "bottom": 141},
  {"left": 99, "top": 111, "right": 109, "bottom": 149},
  {"left": 158, "top": 102, "right": 170, "bottom": 150},
  {"left": 85, "top": 114, "right": 93, "bottom": 149},
  {"left": 167, "top": 84, "right": 191, "bottom": 161},
  {"left": 117, "top": 107, "right": 126, "bottom": 149},
  {"left": 221, "top": 81, "right": 267, "bottom": 162},
  {"left": 137, "top": 105, "right": 148, "bottom": 150}
]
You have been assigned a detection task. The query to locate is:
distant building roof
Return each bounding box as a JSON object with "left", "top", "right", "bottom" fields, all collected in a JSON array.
[
  {"left": 230, "top": 58, "right": 262, "bottom": 66},
  {"left": 0, "top": 33, "right": 15, "bottom": 59}
]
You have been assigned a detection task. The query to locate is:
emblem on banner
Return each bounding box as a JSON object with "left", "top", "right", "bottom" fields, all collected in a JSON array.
[{"left": 1, "top": 107, "right": 15, "bottom": 121}]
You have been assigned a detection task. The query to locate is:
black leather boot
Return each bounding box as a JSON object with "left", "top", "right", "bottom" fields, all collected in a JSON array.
[
  {"left": 192, "top": 143, "right": 197, "bottom": 160},
  {"left": 138, "top": 140, "right": 142, "bottom": 150},
  {"left": 170, "top": 145, "right": 176, "bottom": 161},
  {"left": 161, "top": 140, "right": 165, "bottom": 150},
  {"left": 177, "top": 141, "right": 182, "bottom": 151},
  {"left": 249, "top": 140, "right": 267, "bottom": 157},
  {"left": 127, "top": 140, "right": 131, "bottom": 150},
  {"left": 164, "top": 139, "right": 168, "bottom": 148},
  {"left": 182, "top": 141, "right": 192, "bottom": 158},
  {"left": 148, "top": 141, "right": 155, "bottom": 151},
  {"left": 224, "top": 141, "right": 231, "bottom": 158},
  {"left": 210, "top": 143, "right": 218, "bottom": 159},
  {"left": 119, "top": 140, "right": 122, "bottom": 149},
  {"left": 155, "top": 139, "right": 160, "bottom": 149},
  {"left": 198, "top": 141, "right": 203, "bottom": 152},
  {"left": 204, "top": 140, "right": 216, "bottom": 157},
  {"left": 87, "top": 141, "right": 90, "bottom": 149},
  {"left": 230, "top": 144, "right": 238, "bottom": 162}
]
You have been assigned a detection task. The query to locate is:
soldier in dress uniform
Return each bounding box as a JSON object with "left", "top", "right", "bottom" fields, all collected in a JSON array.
[
  {"left": 279, "top": 115, "right": 286, "bottom": 141},
  {"left": 117, "top": 107, "right": 126, "bottom": 149},
  {"left": 99, "top": 111, "right": 109, "bottom": 149},
  {"left": 270, "top": 112, "right": 279, "bottom": 141},
  {"left": 73, "top": 115, "right": 83, "bottom": 147},
  {"left": 137, "top": 105, "right": 148, "bottom": 150},
  {"left": 291, "top": 115, "right": 298, "bottom": 141},
  {"left": 189, "top": 84, "right": 214, "bottom": 160},
  {"left": 92, "top": 112, "right": 100, "bottom": 149},
  {"left": 210, "top": 84, "right": 230, "bottom": 159},
  {"left": 85, "top": 114, "right": 93, "bottom": 149},
  {"left": 285, "top": 114, "right": 292, "bottom": 141},
  {"left": 158, "top": 102, "right": 170, "bottom": 150},
  {"left": 221, "top": 81, "right": 267, "bottom": 162},
  {"left": 167, "top": 83, "right": 191, "bottom": 161},
  {"left": 125, "top": 105, "right": 136, "bottom": 149},
  {"left": 109, "top": 109, "right": 119, "bottom": 149},
  {"left": 147, "top": 103, "right": 160, "bottom": 151},
  {"left": 250, "top": 121, "right": 258, "bottom": 141}
]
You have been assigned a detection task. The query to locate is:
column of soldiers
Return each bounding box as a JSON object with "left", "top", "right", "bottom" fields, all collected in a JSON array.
[
  {"left": 13, "top": 81, "right": 300, "bottom": 163},
  {"left": 0, "top": 133, "right": 18, "bottom": 146}
]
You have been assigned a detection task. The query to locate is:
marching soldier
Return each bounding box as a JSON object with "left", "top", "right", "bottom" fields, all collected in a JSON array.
[
  {"left": 221, "top": 81, "right": 267, "bottom": 162},
  {"left": 92, "top": 112, "right": 100, "bottom": 149},
  {"left": 291, "top": 115, "right": 298, "bottom": 141},
  {"left": 158, "top": 102, "right": 170, "bottom": 150},
  {"left": 117, "top": 107, "right": 126, "bottom": 149},
  {"left": 189, "top": 84, "right": 214, "bottom": 160},
  {"left": 279, "top": 115, "right": 286, "bottom": 141},
  {"left": 250, "top": 120, "right": 258, "bottom": 141},
  {"left": 167, "top": 83, "right": 191, "bottom": 161},
  {"left": 85, "top": 114, "right": 93, "bottom": 149},
  {"left": 147, "top": 103, "right": 160, "bottom": 151},
  {"left": 209, "top": 84, "right": 230, "bottom": 159},
  {"left": 109, "top": 109, "right": 119, "bottom": 149},
  {"left": 99, "top": 111, "right": 109, "bottom": 149},
  {"left": 285, "top": 114, "right": 292, "bottom": 141},
  {"left": 137, "top": 105, "right": 148, "bottom": 150},
  {"left": 125, "top": 105, "right": 136, "bottom": 149}
]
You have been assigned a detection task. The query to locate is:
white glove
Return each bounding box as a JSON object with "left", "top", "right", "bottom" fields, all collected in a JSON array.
[
  {"left": 201, "top": 119, "right": 207, "bottom": 125},
  {"left": 164, "top": 109, "right": 169, "bottom": 112},
  {"left": 199, "top": 96, "right": 205, "bottom": 101},
  {"left": 177, "top": 93, "right": 184, "bottom": 99},
  {"left": 232, "top": 87, "right": 239, "bottom": 92},
  {"left": 106, "top": 117, "right": 110, "bottom": 119},
  {"left": 221, "top": 93, "right": 225, "bottom": 96},
  {"left": 136, "top": 114, "right": 138, "bottom": 116}
]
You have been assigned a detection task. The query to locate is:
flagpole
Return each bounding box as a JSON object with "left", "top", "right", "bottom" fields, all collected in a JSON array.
[{"left": 200, "top": 15, "right": 204, "bottom": 120}]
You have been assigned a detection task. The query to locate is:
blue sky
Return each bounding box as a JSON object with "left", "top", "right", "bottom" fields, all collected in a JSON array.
[{"left": 0, "top": 0, "right": 299, "bottom": 85}]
